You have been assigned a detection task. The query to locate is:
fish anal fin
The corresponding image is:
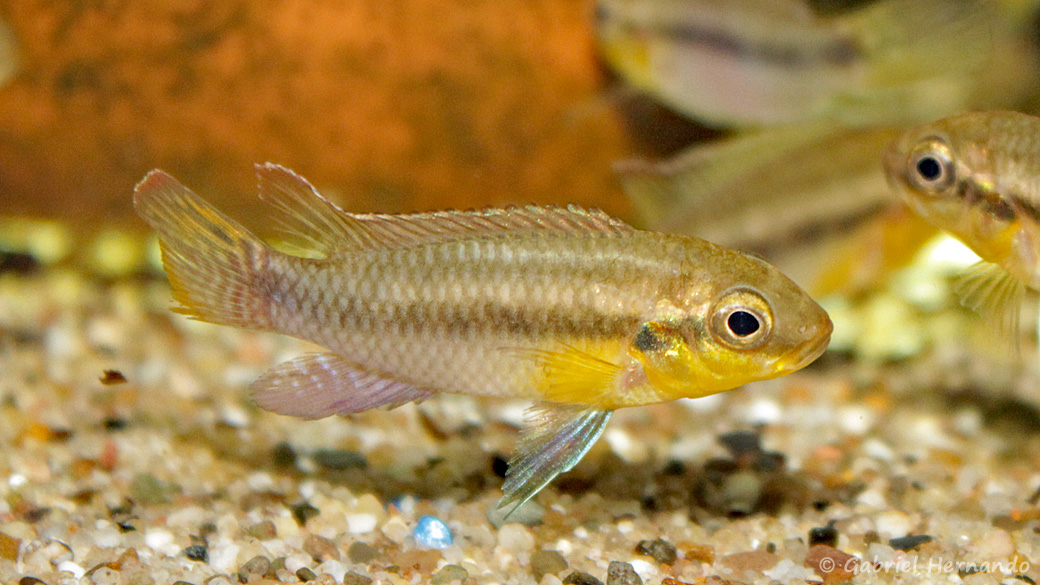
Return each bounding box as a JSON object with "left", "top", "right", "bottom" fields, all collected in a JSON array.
[
  {"left": 954, "top": 261, "right": 1025, "bottom": 342},
  {"left": 511, "top": 345, "right": 623, "bottom": 407},
  {"left": 250, "top": 353, "right": 434, "bottom": 420},
  {"left": 498, "top": 404, "right": 612, "bottom": 516}
]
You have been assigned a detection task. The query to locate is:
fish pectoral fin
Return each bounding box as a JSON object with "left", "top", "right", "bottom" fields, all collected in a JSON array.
[
  {"left": 510, "top": 346, "right": 622, "bottom": 406},
  {"left": 954, "top": 261, "right": 1025, "bottom": 338},
  {"left": 499, "top": 404, "right": 612, "bottom": 515},
  {"left": 250, "top": 353, "right": 434, "bottom": 420}
]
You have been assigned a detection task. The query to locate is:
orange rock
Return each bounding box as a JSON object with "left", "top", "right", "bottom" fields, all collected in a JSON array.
[
  {"left": 805, "top": 545, "right": 858, "bottom": 585},
  {"left": 0, "top": 1, "right": 632, "bottom": 230},
  {"left": 679, "top": 542, "right": 716, "bottom": 565},
  {"left": 719, "top": 550, "right": 779, "bottom": 574},
  {"left": 0, "top": 531, "right": 19, "bottom": 562}
]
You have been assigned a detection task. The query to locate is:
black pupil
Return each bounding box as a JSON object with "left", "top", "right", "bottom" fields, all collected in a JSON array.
[
  {"left": 916, "top": 156, "right": 942, "bottom": 181},
  {"left": 727, "top": 311, "right": 760, "bottom": 337}
]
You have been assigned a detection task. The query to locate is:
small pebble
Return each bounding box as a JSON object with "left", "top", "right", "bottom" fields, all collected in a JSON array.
[
  {"left": 184, "top": 544, "right": 208, "bottom": 562},
  {"left": 98, "top": 369, "right": 127, "bottom": 385},
  {"left": 563, "top": 571, "right": 604, "bottom": 585},
  {"left": 238, "top": 555, "right": 271, "bottom": 581},
  {"left": 296, "top": 567, "right": 317, "bottom": 582},
  {"left": 347, "top": 541, "right": 378, "bottom": 564},
  {"left": 414, "top": 516, "right": 453, "bottom": 549},
  {"left": 272, "top": 442, "right": 298, "bottom": 468},
  {"left": 606, "top": 561, "right": 642, "bottom": 585},
  {"left": 304, "top": 534, "right": 339, "bottom": 562},
  {"left": 312, "top": 448, "right": 367, "bottom": 470},
  {"left": 889, "top": 534, "right": 933, "bottom": 551},
  {"left": 246, "top": 520, "right": 277, "bottom": 540},
  {"left": 343, "top": 572, "right": 373, "bottom": 585},
  {"left": 809, "top": 522, "right": 839, "bottom": 548},
  {"left": 19, "top": 578, "right": 47, "bottom": 585},
  {"left": 635, "top": 538, "right": 677, "bottom": 565},
  {"left": 530, "top": 550, "right": 568, "bottom": 580},
  {"left": 432, "top": 564, "right": 469, "bottom": 584},
  {"left": 291, "top": 502, "right": 320, "bottom": 526}
]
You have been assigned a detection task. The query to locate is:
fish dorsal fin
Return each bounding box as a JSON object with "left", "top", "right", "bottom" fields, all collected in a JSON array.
[
  {"left": 256, "top": 163, "right": 375, "bottom": 257},
  {"left": 257, "top": 163, "right": 634, "bottom": 258},
  {"left": 499, "top": 404, "right": 612, "bottom": 516},
  {"left": 354, "top": 204, "right": 636, "bottom": 247},
  {"left": 954, "top": 261, "right": 1024, "bottom": 339}
]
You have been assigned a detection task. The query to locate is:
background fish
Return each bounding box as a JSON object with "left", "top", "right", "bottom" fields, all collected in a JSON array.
[
  {"left": 883, "top": 110, "right": 1040, "bottom": 330},
  {"left": 596, "top": 0, "right": 998, "bottom": 127},
  {"left": 133, "top": 163, "right": 832, "bottom": 511}
]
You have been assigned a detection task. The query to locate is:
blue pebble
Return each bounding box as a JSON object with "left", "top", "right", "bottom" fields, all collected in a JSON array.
[{"left": 413, "top": 515, "right": 453, "bottom": 549}]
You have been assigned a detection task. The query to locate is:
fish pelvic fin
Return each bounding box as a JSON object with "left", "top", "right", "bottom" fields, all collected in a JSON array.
[
  {"left": 134, "top": 170, "right": 275, "bottom": 330},
  {"left": 498, "top": 404, "right": 612, "bottom": 517},
  {"left": 954, "top": 260, "right": 1025, "bottom": 345},
  {"left": 251, "top": 353, "right": 435, "bottom": 419}
]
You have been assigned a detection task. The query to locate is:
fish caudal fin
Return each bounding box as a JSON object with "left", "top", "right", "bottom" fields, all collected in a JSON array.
[
  {"left": 133, "top": 170, "right": 274, "bottom": 331},
  {"left": 499, "top": 404, "right": 612, "bottom": 516},
  {"left": 251, "top": 353, "right": 435, "bottom": 419}
]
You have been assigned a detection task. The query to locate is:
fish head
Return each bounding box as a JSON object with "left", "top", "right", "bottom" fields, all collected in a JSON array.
[
  {"left": 630, "top": 245, "right": 832, "bottom": 400},
  {"left": 884, "top": 112, "right": 1040, "bottom": 279}
]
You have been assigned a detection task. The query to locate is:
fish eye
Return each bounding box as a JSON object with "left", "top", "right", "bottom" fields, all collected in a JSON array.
[
  {"left": 710, "top": 288, "right": 773, "bottom": 350},
  {"left": 727, "top": 310, "right": 760, "bottom": 337},
  {"left": 908, "top": 139, "right": 954, "bottom": 192}
]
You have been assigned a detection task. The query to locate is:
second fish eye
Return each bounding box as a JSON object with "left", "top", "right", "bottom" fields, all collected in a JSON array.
[{"left": 908, "top": 139, "right": 954, "bottom": 192}]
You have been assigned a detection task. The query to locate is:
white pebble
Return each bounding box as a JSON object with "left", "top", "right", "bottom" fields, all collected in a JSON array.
[
  {"left": 862, "top": 438, "right": 894, "bottom": 462},
  {"left": 56, "top": 560, "right": 84, "bottom": 578},
  {"left": 875, "top": 511, "right": 911, "bottom": 539},
  {"left": 284, "top": 552, "right": 313, "bottom": 573},
  {"left": 497, "top": 524, "right": 535, "bottom": 553},
  {"left": 207, "top": 539, "right": 241, "bottom": 573},
  {"left": 976, "top": 528, "right": 1015, "bottom": 560},
  {"left": 347, "top": 513, "right": 378, "bottom": 534},
  {"left": 628, "top": 559, "right": 658, "bottom": 582},
  {"left": 839, "top": 405, "right": 875, "bottom": 435},
  {"left": 90, "top": 566, "right": 119, "bottom": 585},
  {"left": 764, "top": 559, "right": 815, "bottom": 582},
  {"left": 144, "top": 529, "right": 178, "bottom": 556},
  {"left": 317, "top": 560, "right": 347, "bottom": 581},
  {"left": 744, "top": 398, "right": 782, "bottom": 425}
]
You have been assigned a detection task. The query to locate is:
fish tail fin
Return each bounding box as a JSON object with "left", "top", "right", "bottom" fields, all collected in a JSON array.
[{"left": 133, "top": 170, "right": 276, "bottom": 331}]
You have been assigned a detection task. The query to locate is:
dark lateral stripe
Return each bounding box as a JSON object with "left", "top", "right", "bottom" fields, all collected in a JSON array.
[
  {"left": 959, "top": 178, "right": 1019, "bottom": 223},
  {"left": 331, "top": 298, "right": 644, "bottom": 340},
  {"left": 617, "top": 20, "right": 861, "bottom": 68}
]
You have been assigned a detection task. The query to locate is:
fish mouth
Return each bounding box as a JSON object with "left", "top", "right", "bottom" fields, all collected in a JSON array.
[{"left": 775, "top": 320, "right": 833, "bottom": 373}]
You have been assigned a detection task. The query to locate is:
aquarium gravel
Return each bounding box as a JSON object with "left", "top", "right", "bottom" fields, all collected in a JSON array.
[{"left": 2, "top": 268, "right": 1040, "bottom": 585}]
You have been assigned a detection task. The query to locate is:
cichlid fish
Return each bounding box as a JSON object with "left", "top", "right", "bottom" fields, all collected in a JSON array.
[
  {"left": 619, "top": 124, "right": 940, "bottom": 295},
  {"left": 883, "top": 110, "right": 1040, "bottom": 331},
  {"left": 596, "top": 0, "right": 997, "bottom": 127},
  {"left": 133, "top": 164, "right": 832, "bottom": 512}
]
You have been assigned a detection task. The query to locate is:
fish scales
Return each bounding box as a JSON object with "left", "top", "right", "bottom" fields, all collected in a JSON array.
[
  {"left": 264, "top": 235, "right": 680, "bottom": 400},
  {"left": 134, "top": 163, "right": 831, "bottom": 512}
]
